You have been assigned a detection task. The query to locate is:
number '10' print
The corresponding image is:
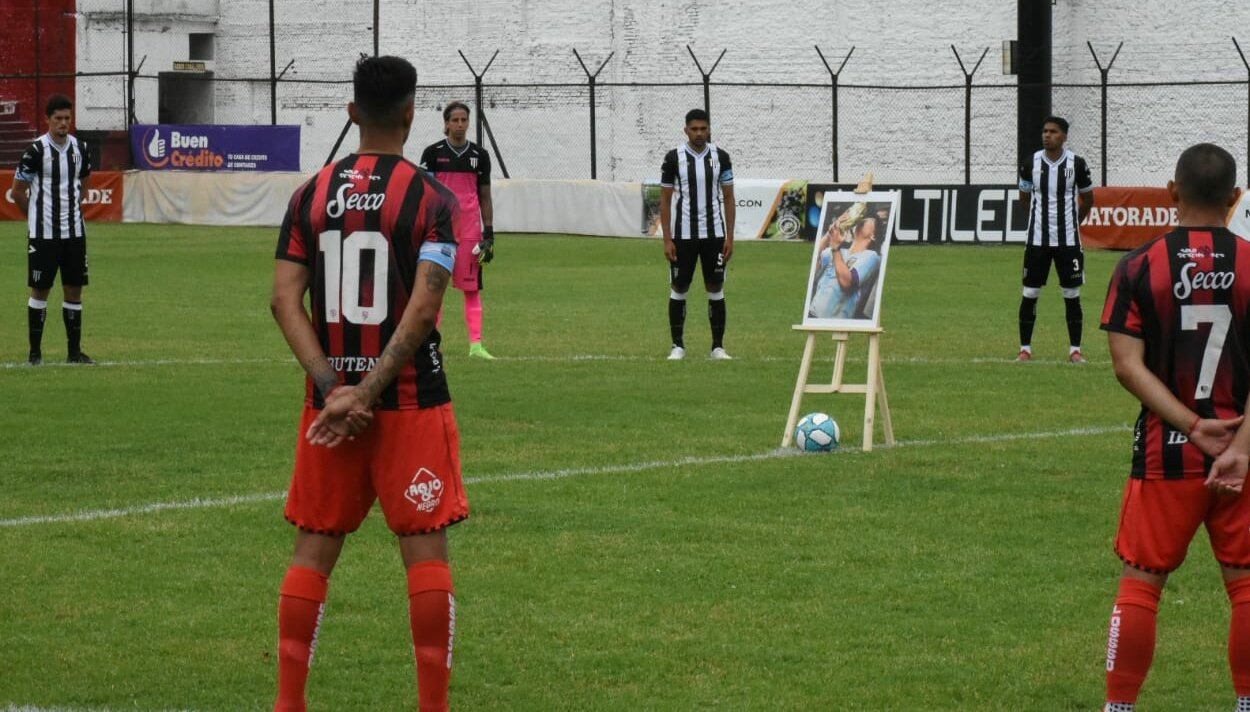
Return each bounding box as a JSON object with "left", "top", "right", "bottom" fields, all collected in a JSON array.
[{"left": 318, "top": 230, "right": 389, "bottom": 325}]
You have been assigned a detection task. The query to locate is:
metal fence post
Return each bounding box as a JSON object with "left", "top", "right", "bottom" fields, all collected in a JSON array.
[
  {"left": 459, "top": 50, "right": 498, "bottom": 147},
  {"left": 686, "top": 46, "right": 726, "bottom": 118},
  {"left": 125, "top": 0, "right": 134, "bottom": 129},
  {"left": 574, "top": 49, "right": 614, "bottom": 179},
  {"left": 816, "top": 45, "right": 854, "bottom": 182},
  {"left": 269, "top": 0, "right": 277, "bottom": 125},
  {"left": 1235, "top": 37, "right": 1249, "bottom": 186},
  {"left": 1088, "top": 41, "right": 1123, "bottom": 186},
  {"left": 951, "top": 45, "right": 989, "bottom": 185}
]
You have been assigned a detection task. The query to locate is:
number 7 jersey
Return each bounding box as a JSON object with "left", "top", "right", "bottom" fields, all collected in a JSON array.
[
  {"left": 1101, "top": 227, "right": 1250, "bottom": 479},
  {"left": 275, "top": 153, "right": 460, "bottom": 410}
]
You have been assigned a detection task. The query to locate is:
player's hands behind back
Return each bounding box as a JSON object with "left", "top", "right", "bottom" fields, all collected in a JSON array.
[
  {"left": 1207, "top": 445, "right": 1250, "bottom": 495},
  {"left": 1188, "top": 416, "right": 1244, "bottom": 458},
  {"left": 307, "top": 386, "right": 374, "bottom": 448}
]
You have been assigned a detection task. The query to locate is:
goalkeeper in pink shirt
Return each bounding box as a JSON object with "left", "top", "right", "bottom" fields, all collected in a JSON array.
[{"left": 420, "top": 101, "right": 496, "bottom": 359}]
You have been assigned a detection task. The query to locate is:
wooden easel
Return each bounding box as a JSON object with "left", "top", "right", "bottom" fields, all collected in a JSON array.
[
  {"left": 781, "top": 325, "right": 894, "bottom": 452},
  {"left": 781, "top": 172, "right": 895, "bottom": 452}
]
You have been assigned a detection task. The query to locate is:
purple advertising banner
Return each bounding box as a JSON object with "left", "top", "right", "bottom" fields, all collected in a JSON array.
[{"left": 130, "top": 124, "right": 301, "bottom": 171}]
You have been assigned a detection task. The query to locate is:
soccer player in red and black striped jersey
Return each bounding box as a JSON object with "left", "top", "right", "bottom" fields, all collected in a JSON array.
[
  {"left": 270, "top": 55, "right": 466, "bottom": 712},
  {"left": 1099, "top": 144, "right": 1249, "bottom": 711}
]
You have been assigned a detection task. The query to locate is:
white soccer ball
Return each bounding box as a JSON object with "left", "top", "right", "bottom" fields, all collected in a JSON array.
[{"left": 795, "top": 412, "right": 840, "bottom": 452}]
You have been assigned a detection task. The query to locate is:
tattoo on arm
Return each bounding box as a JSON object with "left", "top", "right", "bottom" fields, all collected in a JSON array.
[
  {"left": 356, "top": 262, "right": 450, "bottom": 403},
  {"left": 424, "top": 264, "right": 449, "bottom": 292},
  {"left": 359, "top": 332, "right": 421, "bottom": 403},
  {"left": 302, "top": 355, "right": 339, "bottom": 399}
]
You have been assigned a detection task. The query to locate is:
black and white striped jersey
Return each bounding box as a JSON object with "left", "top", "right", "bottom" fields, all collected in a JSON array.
[
  {"left": 1019, "top": 148, "right": 1093, "bottom": 248},
  {"left": 16, "top": 133, "right": 92, "bottom": 239},
  {"left": 660, "top": 142, "right": 733, "bottom": 239}
]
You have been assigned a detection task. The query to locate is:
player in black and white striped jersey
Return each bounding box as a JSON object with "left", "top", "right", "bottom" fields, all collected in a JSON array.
[
  {"left": 659, "top": 108, "right": 735, "bottom": 361},
  {"left": 10, "top": 94, "right": 94, "bottom": 365},
  {"left": 1017, "top": 115, "right": 1095, "bottom": 364}
]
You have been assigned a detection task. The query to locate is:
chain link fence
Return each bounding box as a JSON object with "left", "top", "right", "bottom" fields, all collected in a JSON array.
[{"left": 4, "top": 4, "right": 1249, "bottom": 184}]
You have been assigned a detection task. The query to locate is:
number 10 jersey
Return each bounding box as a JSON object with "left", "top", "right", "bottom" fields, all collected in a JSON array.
[
  {"left": 276, "top": 153, "right": 460, "bottom": 410},
  {"left": 1101, "top": 227, "right": 1250, "bottom": 479}
]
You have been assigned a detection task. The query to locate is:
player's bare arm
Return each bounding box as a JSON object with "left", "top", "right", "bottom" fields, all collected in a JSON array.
[
  {"left": 660, "top": 185, "right": 676, "bottom": 262},
  {"left": 271, "top": 260, "right": 341, "bottom": 398},
  {"left": 1078, "top": 190, "right": 1094, "bottom": 223},
  {"left": 308, "top": 260, "right": 450, "bottom": 445},
  {"left": 272, "top": 260, "right": 373, "bottom": 444},
  {"left": 721, "top": 183, "right": 735, "bottom": 262},
  {"left": 11, "top": 177, "right": 29, "bottom": 214},
  {"left": 1109, "top": 331, "right": 1243, "bottom": 456},
  {"left": 479, "top": 184, "right": 493, "bottom": 229}
]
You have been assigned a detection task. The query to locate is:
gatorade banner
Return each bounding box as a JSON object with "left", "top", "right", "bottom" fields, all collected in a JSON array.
[
  {"left": 1, "top": 170, "right": 124, "bottom": 223},
  {"left": 130, "top": 124, "right": 301, "bottom": 171},
  {"left": 1080, "top": 187, "right": 1177, "bottom": 250}
]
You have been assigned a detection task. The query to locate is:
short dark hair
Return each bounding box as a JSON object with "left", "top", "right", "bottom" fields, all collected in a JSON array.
[
  {"left": 685, "top": 108, "right": 709, "bottom": 125},
  {"left": 1174, "top": 143, "right": 1238, "bottom": 208},
  {"left": 45, "top": 94, "right": 72, "bottom": 117},
  {"left": 352, "top": 55, "right": 416, "bottom": 126},
  {"left": 443, "top": 101, "right": 470, "bottom": 122},
  {"left": 1042, "top": 116, "right": 1069, "bottom": 134}
]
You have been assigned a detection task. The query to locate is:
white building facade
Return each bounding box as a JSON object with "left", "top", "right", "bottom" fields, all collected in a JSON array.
[{"left": 76, "top": 0, "right": 1250, "bottom": 184}]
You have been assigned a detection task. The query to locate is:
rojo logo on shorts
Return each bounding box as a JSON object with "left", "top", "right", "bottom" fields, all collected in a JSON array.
[{"left": 404, "top": 468, "right": 444, "bottom": 512}]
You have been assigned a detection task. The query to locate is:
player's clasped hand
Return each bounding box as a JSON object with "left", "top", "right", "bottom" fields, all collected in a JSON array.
[
  {"left": 1206, "top": 447, "right": 1250, "bottom": 495},
  {"left": 306, "top": 386, "right": 375, "bottom": 448},
  {"left": 1188, "top": 416, "right": 1244, "bottom": 458}
]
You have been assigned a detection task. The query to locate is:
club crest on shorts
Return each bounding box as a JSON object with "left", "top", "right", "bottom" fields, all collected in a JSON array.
[{"left": 404, "top": 468, "right": 444, "bottom": 512}]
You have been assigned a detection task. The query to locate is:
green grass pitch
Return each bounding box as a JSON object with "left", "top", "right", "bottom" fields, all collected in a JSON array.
[{"left": 0, "top": 223, "right": 1238, "bottom": 709}]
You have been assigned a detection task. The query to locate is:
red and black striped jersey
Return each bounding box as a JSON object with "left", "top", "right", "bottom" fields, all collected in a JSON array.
[
  {"left": 1101, "top": 227, "right": 1250, "bottom": 479},
  {"left": 275, "top": 152, "right": 459, "bottom": 410}
]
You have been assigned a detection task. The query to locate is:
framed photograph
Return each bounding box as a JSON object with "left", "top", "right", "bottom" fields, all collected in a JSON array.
[{"left": 802, "top": 191, "right": 898, "bottom": 328}]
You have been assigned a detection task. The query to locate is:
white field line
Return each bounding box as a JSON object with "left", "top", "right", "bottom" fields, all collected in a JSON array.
[
  {"left": 0, "top": 354, "right": 1104, "bottom": 369},
  {"left": 0, "top": 424, "right": 1129, "bottom": 529}
]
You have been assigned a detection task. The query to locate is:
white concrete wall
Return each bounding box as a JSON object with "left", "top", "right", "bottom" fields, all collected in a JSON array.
[{"left": 81, "top": 1, "right": 1250, "bottom": 184}]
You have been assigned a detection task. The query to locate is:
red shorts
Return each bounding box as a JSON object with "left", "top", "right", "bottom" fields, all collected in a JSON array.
[
  {"left": 285, "top": 403, "right": 469, "bottom": 536},
  {"left": 1115, "top": 477, "right": 1250, "bottom": 574}
]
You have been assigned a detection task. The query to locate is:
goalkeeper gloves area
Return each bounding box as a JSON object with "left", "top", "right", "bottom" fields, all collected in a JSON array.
[{"left": 477, "top": 227, "right": 495, "bottom": 264}]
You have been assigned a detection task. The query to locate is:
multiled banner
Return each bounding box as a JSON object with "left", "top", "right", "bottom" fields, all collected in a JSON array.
[
  {"left": 130, "top": 124, "right": 300, "bottom": 171},
  {"left": 803, "top": 184, "right": 1031, "bottom": 243}
]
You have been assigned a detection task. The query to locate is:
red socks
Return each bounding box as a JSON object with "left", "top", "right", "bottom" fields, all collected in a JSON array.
[
  {"left": 408, "top": 560, "right": 456, "bottom": 712},
  {"left": 275, "top": 566, "right": 329, "bottom": 712},
  {"left": 1228, "top": 576, "right": 1250, "bottom": 696},
  {"left": 275, "top": 562, "right": 453, "bottom": 711},
  {"left": 1105, "top": 577, "right": 1161, "bottom": 705}
]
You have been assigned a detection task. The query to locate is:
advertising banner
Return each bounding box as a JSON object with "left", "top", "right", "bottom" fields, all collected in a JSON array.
[
  {"left": 130, "top": 124, "right": 301, "bottom": 171},
  {"left": 803, "top": 184, "right": 1030, "bottom": 243},
  {"left": 1080, "top": 187, "right": 1177, "bottom": 250},
  {"left": 643, "top": 179, "right": 808, "bottom": 240},
  {"left": 803, "top": 183, "right": 1199, "bottom": 249},
  {"left": 1, "top": 170, "right": 124, "bottom": 223}
]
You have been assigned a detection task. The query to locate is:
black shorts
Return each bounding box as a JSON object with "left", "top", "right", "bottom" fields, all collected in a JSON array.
[
  {"left": 28, "top": 237, "right": 89, "bottom": 290},
  {"left": 670, "top": 237, "right": 726, "bottom": 291},
  {"left": 1022, "top": 245, "right": 1083, "bottom": 290}
]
